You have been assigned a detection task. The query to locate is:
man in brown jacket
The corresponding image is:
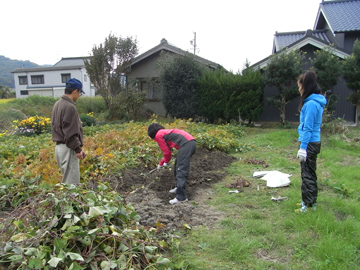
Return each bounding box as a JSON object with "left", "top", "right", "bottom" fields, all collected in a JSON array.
[{"left": 51, "top": 78, "right": 86, "bottom": 184}]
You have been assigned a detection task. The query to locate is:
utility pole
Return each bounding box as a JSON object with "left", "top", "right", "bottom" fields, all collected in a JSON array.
[{"left": 190, "top": 32, "right": 197, "bottom": 55}]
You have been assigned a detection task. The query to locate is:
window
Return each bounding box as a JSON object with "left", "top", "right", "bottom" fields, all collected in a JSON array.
[
  {"left": 31, "top": 75, "right": 44, "bottom": 84},
  {"left": 61, "top": 73, "right": 71, "bottom": 83},
  {"left": 18, "top": 76, "right": 28, "bottom": 85},
  {"left": 20, "top": 90, "right": 29, "bottom": 95},
  {"left": 84, "top": 74, "right": 87, "bottom": 82}
]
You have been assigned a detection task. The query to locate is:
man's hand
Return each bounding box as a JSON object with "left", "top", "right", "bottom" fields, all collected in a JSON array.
[
  {"left": 297, "top": 148, "right": 307, "bottom": 162},
  {"left": 157, "top": 164, "right": 162, "bottom": 170},
  {"left": 76, "top": 150, "right": 86, "bottom": 159},
  {"left": 163, "top": 162, "right": 168, "bottom": 167}
]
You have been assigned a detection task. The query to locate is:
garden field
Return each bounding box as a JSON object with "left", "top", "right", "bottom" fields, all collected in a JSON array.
[{"left": 0, "top": 117, "right": 360, "bottom": 269}]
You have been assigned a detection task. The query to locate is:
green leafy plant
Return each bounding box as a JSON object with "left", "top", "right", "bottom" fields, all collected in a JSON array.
[
  {"left": 0, "top": 183, "right": 170, "bottom": 270},
  {"left": 80, "top": 112, "right": 96, "bottom": 127}
]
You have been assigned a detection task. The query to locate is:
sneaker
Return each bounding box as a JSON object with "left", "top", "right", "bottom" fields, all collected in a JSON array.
[
  {"left": 310, "top": 203, "right": 318, "bottom": 211},
  {"left": 169, "top": 187, "right": 177, "bottom": 193},
  {"left": 295, "top": 204, "right": 317, "bottom": 213},
  {"left": 169, "top": 198, "right": 188, "bottom": 204},
  {"left": 295, "top": 205, "right": 309, "bottom": 213},
  {"left": 297, "top": 201, "right": 305, "bottom": 207},
  {"left": 296, "top": 202, "right": 317, "bottom": 211}
]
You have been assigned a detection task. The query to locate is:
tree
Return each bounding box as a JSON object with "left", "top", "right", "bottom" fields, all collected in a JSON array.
[
  {"left": 0, "top": 84, "right": 14, "bottom": 99},
  {"left": 157, "top": 52, "right": 204, "bottom": 119},
  {"left": 237, "top": 65, "right": 264, "bottom": 125},
  {"left": 310, "top": 46, "right": 342, "bottom": 115},
  {"left": 197, "top": 69, "right": 233, "bottom": 123},
  {"left": 197, "top": 67, "right": 264, "bottom": 124},
  {"left": 118, "top": 79, "right": 147, "bottom": 121},
  {"left": 264, "top": 49, "right": 304, "bottom": 125},
  {"left": 343, "top": 39, "right": 360, "bottom": 125},
  {"left": 84, "top": 34, "right": 138, "bottom": 120}
]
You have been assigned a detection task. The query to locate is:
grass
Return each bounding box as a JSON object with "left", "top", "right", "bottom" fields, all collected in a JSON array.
[
  {"left": 0, "top": 96, "right": 106, "bottom": 132},
  {"left": 1, "top": 97, "right": 359, "bottom": 269},
  {"left": 171, "top": 126, "right": 360, "bottom": 270},
  {"left": 0, "top": 98, "right": 14, "bottom": 105}
]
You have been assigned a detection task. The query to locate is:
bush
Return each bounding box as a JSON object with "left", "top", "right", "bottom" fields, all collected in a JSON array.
[
  {"left": 76, "top": 96, "right": 106, "bottom": 114},
  {"left": 158, "top": 53, "right": 204, "bottom": 119},
  {"left": 8, "top": 95, "right": 57, "bottom": 117},
  {"left": 322, "top": 117, "right": 349, "bottom": 134},
  {"left": 80, "top": 112, "right": 96, "bottom": 127},
  {"left": 0, "top": 109, "right": 27, "bottom": 132}
]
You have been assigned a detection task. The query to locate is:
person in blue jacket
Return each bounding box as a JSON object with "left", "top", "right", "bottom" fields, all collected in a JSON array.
[{"left": 296, "top": 71, "right": 327, "bottom": 212}]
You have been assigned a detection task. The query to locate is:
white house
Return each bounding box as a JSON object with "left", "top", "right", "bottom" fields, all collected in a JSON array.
[{"left": 12, "top": 57, "right": 96, "bottom": 98}]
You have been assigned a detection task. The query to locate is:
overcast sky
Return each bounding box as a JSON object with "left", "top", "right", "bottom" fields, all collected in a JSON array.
[{"left": 1, "top": 0, "right": 322, "bottom": 73}]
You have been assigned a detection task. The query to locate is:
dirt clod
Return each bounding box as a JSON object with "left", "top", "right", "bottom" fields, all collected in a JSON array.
[
  {"left": 243, "top": 158, "right": 268, "bottom": 168},
  {"left": 226, "top": 177, "right": 251, "bottom": 190}
]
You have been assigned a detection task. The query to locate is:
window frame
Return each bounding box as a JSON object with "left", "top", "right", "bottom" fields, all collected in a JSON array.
[
  {"left": 31, "top": 75, "right": 44, "bottom": 84},
  {"left": 61, "top": 73, "right": 71, "bottom": 83},
  {"left": 18, "top": 76, "right": 28, "bottom": 85}
]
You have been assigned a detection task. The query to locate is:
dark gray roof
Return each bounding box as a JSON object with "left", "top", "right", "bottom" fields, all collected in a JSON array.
[
  {"left": 273, "top": 29, "right": 332, "bottom": 52},
  {"left": 12, "top": 65, "right": 84, "bottom": 73},
  {"left": 131, "top": 38, "right": 222, "bottom": 70},
  {"left": 54, "top": 57, "right": 88, "bottom": 67},
  {"left": 12, "top": 57, "right": 89, "bottom": 73},
  {"left": 252, "top": 28, "right": 349, "bottom": 70},
  {"left": 315, "top": 0, "right": 360, "bottom": 32}
]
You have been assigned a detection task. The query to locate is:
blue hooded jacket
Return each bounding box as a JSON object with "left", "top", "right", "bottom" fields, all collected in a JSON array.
[{"left": 298, "top": 93, "right": 327, "bottom": 149}]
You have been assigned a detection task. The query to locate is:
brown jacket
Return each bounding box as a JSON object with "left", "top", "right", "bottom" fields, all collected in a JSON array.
[{"left": 51, "top": 96, "right": 84, "bottom": 153}]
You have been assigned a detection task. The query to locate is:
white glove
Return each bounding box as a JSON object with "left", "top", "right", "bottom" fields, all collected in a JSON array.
[
  {"left": 297, "top": 149, "right": 307, "bottom": 162},
  {"left": 157, "top": 164, "right": 162, "bottom": 170},
  {"left": 163, "top": 162, "right": 168, "bottom": 167}
]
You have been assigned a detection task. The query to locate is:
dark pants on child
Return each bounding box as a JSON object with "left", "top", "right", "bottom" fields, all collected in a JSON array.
[
  {"left": 173, "top": 140, "right": 197, "bottom": 201},
  {"left": 300, "top": 142, "right": 321, "bottom": 207}
]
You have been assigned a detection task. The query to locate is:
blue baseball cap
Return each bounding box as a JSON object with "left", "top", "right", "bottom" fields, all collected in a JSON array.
[{"left": 66, "top": 78, "right": 85, "bottom": 94}]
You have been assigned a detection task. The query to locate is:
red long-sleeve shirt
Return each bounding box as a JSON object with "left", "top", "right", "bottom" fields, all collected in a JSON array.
[{"left": 154, "top": 129, "right": 195, "bottom": 165}]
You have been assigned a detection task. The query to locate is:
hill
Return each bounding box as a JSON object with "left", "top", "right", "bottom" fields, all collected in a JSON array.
[{"left": 0, "top": 55, "right": 50, "bottom": 88}]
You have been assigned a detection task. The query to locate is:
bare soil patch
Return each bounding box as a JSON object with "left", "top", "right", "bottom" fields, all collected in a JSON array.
[{"left": 111, "top": 148, "right": 237, "bottom": 233}]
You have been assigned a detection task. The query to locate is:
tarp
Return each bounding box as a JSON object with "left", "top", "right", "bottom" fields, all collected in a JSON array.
[{"left": 253, "top": 170, "right": 292, "bottom": 188}]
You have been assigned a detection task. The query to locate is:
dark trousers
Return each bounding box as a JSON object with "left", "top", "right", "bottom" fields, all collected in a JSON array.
[
  {"left": 300, "top": 142, "right": 321, "bottom": 207},
  {"left": 173, "top": 140, "right": 197, "bottom": 201}
]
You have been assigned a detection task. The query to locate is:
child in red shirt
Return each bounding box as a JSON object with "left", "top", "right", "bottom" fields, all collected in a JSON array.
[{"left": 148, "top": 123, "right": 197, "bottom": 204}]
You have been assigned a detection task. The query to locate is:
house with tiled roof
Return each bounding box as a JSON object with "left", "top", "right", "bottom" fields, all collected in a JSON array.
[
  {"left": 12, "top": 57, "right": 96, "bottom": 98},
  {"left": 126, "top": 38, "right": 222, "bottom": 115},
  {"left": 253, "top": 0, "right": 360, "bottom": 122},
  {"left": 12, "top": 38, "right": 221, "bottom": 116}
]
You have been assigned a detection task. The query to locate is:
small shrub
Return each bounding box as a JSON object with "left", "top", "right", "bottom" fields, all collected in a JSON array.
[
  {"left": 0, "top": 109, "right": 27, "bottom": 132},
  {"left": 80, "top": 112, "right": 95, "bottom": 127},
  {"left": 321, "top": 117, "right": 349, "bottom": 135}
]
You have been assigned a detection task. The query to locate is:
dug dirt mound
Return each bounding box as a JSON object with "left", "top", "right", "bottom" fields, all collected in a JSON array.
[{"left": 112, "top": 148, "right": 237, "bottom": 233}]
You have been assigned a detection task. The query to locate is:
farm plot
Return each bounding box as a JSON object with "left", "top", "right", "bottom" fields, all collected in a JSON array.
[{"left": 111, "top": 147, "right": 237, "bottom": 232}]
